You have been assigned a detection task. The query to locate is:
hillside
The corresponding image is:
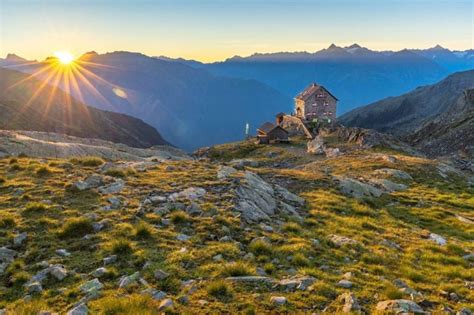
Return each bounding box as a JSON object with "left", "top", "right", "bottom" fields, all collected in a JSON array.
[
  {"left": 339, "top": 70, "right": 474, "bottom": 137},
  {"left": 1, "top": 52, "right": 291, "bottom": 151},
  {"left": 407, "top": 89, "right": 474, "bottom": 158},
  {"left": 0, "top": 68, "right": 169, "bottom": 148},
  {"left": 0, "top": 136, "right": 472, "bottom": 314}
]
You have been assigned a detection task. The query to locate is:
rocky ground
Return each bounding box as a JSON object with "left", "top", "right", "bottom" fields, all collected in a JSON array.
[{"left": 0, "top": 135, "right": 472, "bottom": 314}]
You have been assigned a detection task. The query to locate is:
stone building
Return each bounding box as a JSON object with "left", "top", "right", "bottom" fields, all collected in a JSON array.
[
  {"left": 294, "top": 83, "right": 338, "bottom": 122},
  {"left": 256, "top": 122, "right": 289, "bottom": 144}
]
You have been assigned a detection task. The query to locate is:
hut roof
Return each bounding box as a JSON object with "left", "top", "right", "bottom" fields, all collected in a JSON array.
[
  {"left": 295, "top": 83, "right": 338, "bottom": 101},
  {"left": 258, "top": 122, "right": 276, "bottom": 134}
]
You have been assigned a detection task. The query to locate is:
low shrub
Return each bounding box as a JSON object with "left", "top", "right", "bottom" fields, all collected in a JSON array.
[
  {"left": 207, "top": 280, "right": 234, "bottom": 301},
  {"left": 292, "top": 253, "right": 310, "bottom": 267},
  {"left": 36, "top": 166, "right": 52, "bottom": 177},
  {"left": 111, "top": 239, "right": 134, "bottom": 256},
  {"left": 23, "top": 202, "right": 48, "bottom": 214},
  {"left": 170, "top": 211, "right": 190, "bottom": 224},
  {"left": 0, "top": 215, "right": 16, "bottom": 228},
  {"left": 71, "top": 156, "right": 104, "bottom": 167},
  {"left": 134, "top": 222, "right": 153, "bottom": 240},
  {"left": 282, "top": 222, "right": 301, "bottom": 233},
  {"left": 91, "top": 294, "right": 160, "bottom": 314},
  {"left": 59, "top": 218, "right": 94, "bottom": 238},
  {"left": 104, "top": 168, "right": 127, "bottom": 178},
  {"left": 248, "top": 239, "right": 273, "bottom": 256},
  {"left": 221, "top": 262, "right": 253, "bottom": 277}
]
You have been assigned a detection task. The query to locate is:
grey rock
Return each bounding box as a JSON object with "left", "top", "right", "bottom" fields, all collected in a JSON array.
[
  {"left": 176, "top": 234, "right": 191, "bottom": 242},
  {"left": 217, "top": 165, "right": 237, "bottom": 179},
  {"left": 330, "top": 235, "right": 358, "bottom": 247},
  {"left": 338, "top": 280, "right": 353, "bottom": 288},
  {"left": 158, "top": 298, "right": 174, "bottom": 310},
  {"left": 103, "top": 255, "right": 117, "bottom": 265},
  {"left": 373, "top": 168, "right": 413, "bottom": 180},
  {"left": 369, "top": 178, "right": 408, "bottom": 192},
  {"left": 270, "top": 296, "right": 287, "bottom": 305},
  {"left": 375, "top": 299, "right": 425, "bottom": 313},
  {"left": 98, "top": 179, "right": 125, "bottom": 194},
  {"left": 186, "top": 202, "right": 202, "bottom": 216},
  {"left": 429, "top": 233, "right": 447, "bottom": 246},
  {"left": 56, "top": 249, "right": 71, "bottom": 257},
  {"left": 307, "top": 137, "right": 325, "bottom": 154},
  {"left": 278, "top": 276, "right": 316, "bottom": 291},
  {"left": 141, "top": 288, "right": 167, "bottom": 300},
  {"left": 80, "top": 278, "right": 103, "bottom": 294},
  {"left": 13, "top": 232, "right": 27, "bottom": 247},
  {"left": 168, "top": 187, "right": 206, "bottom": 201},
  {"left": 275, "top": 185, "right": 305, "bottom": 206},
  {"left": 106, "top": 196, "right": 122, "bottom": 210},
  {"left": 66, "top": 303, "right": 88, "bottom": 315},
  {"left": 26, "top": 281, "right": 43, "bottom": 293},
  {"left": 0, "top": 247, "right": 17, "bottom": 263},
  {"left": 91, "top": 267, "right": 107, "bottom": 278},
  {"left": 49, "top": 265, "right": 68, "bottom": 281},
  {"left": 118, "top": 272, "right": 140, "bottom": 288},
  {"left": 337, "top": 292, "right": 361, "bottom": 312},
  {"left": 336, "top": 177, "right": 383, "bottom": 199},
  {"left": 154, "top": 269, "right": 170, "bottom": 280}
]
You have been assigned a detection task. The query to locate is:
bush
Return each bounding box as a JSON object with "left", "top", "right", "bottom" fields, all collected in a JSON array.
[
  {"left": 170, "top": 211, "right": 190, "bottom": 224},
  {"left": 71, "top": 156, "right": 104, "bottom": 167},
  {"left": 0, "top": 215, "right": 16, "bottom": 229},
  {"left": 292, "top": 253, "right": 310, "bottom": 267},
  {"left": 36, "top": 166, "right": 52, "bottom": 177},
  {"left": 263, "top": 263, "right": 276, "bottom": 274},
  {"left": 9, "top": 158, "right": 18, "bottom": 164},
  {"left": 0, "top": 176, "right": 5, "bottom": 184},
  {"left": 11, "top": 271, "right": 29, "bottom": 286},
  {"left": 104, "top": 168, "right": 127, "bottom": 178},
  {"left": 23, "top": 202, "right": 48, "bottom": 214},
  {"left": 282, "top": 222, "right": 301, "bottom": 233},
  {"left": 111, "top": 239, "right": 134, "bottom": 256},
  {"left": 221, "top": 262, "right": 254, "bottom": 277},
  {"left": 134, "top": 222, "right": 153, "bottom": 240},
  {"left": 207, "top": 280, "right": 234, "bottom": 301},
  {"left": 59, "top": 218, "right": 94, "bottom": 239},
  {"left": 9, "top": 164, "right": 22, "bottom": 171},
  {"left": 248, "top": 239, "right": 273, "bottom": 256},
  {"left": 384, "top": 285, "right": 404, "bottom": 299}
]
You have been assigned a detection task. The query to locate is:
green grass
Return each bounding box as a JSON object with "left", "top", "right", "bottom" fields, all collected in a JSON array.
[{"left": 23, "top": 202, "right": 48, "bottom": 214}]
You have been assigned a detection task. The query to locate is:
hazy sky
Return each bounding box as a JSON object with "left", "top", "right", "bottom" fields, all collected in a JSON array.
[{"left": 1, "top": 0, "right": 473, "bottom": 62}]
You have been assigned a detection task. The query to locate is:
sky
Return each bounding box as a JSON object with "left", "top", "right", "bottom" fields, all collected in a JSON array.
[{"left": 0, "top": 0, "right": 473, "bottom": 62}]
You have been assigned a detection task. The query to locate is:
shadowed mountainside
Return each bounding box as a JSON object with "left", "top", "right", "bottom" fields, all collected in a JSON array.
[{"left": 0, "top": 67, "right": 169, "bottom": 148}]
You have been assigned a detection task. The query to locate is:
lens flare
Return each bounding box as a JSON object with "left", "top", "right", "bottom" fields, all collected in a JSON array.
[{"left": 54, "top": 51, "right": 74, "bottom": 65}]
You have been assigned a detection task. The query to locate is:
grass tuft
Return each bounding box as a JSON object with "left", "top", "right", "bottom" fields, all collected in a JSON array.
[
  {"left": 59, "top": 218, "right": 94, "bottom": 239},
  {"left": 207, "top": 280, "right": 234, "bottom": 301}
]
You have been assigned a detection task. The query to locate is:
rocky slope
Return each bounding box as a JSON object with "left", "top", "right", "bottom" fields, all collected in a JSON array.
[
  {"left": 0, "top": 130, "right": 189, "bottom": 161},
  {"left": 339, "top": 70, "right": 474, "bottom": 136},
  {"left": 407, "top": 89, "right": 474, "bottom": 159},
  {"left": 0, "top": 67, "right": 169, "bottom": 148},
  {"left": 0, "top": 135, "right": 472, "bottom": 314}
]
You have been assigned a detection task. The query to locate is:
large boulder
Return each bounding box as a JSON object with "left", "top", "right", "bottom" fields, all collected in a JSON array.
[
  {"left": 307, "top": 137, "right": 325, "bottom": 154},
  {"left": 336, "top": 177, "right": 383, "bottom": 199}
]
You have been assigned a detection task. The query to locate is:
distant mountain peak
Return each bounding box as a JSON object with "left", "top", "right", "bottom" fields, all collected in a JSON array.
[
  {"left": 327, "top": 43, "right": 340, "bottom": 49},
  {"left": 5, "top": 53, "right": 27, "bottom": 61},
  {"left": 347, "top": 43, "right": 362, "bottom": 49},
  {"left": 431, "top": 44, "right": 446, "bottom": 50}
]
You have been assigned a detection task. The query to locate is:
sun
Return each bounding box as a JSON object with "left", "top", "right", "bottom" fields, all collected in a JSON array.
[{"left": 54, "top": 51, "right": 74, "bottom": 65}]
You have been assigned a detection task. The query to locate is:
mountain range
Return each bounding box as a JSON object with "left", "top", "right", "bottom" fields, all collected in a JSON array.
[
  {"left": 0, "top": 67, "right": 169, "bottom": 148},
  {"left": 340, "top": 70, "right": 474, "bottom": 157},
  {"left": 160, "top": 44, "right": 473, "bottom": 114},
  {"left": 1, "top": 44, "right": 472, "bottom": 151}
]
